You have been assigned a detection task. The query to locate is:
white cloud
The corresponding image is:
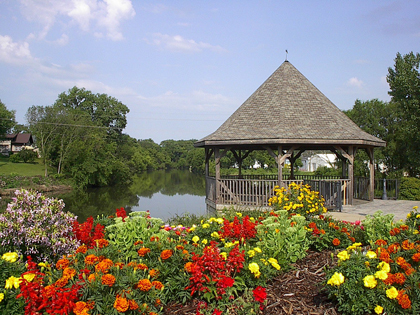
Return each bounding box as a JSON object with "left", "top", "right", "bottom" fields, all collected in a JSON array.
[
  {"left": 19, "top": 0, "right": 135, "bottom": 41},
  {"left": 347, "top": 77, "right": 363, "bottom": 88},
  {"left": 146, "top": 33, "right": 227, "bottom": 53},
  {"left": 0, "top": 35, "right": 33, "bottom": 65}
]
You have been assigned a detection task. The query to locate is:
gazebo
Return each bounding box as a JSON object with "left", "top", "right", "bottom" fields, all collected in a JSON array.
[{"left": 194, "top": 61, "right": 386, "bottom": 212}]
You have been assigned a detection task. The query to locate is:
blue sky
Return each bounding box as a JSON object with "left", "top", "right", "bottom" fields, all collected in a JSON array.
[{"left": 1, "top": 1, "right": 419, "bottom": 143}]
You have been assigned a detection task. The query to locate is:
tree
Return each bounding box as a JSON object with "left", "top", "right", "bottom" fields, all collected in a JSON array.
[
  {"left": 54, "top": 87, "right": 129, "bottom": 135},
  {"left": 387, "top": 52, "right": 420, "bottom": 176},
  {"left": 0, "top": 100, "right": 16, "bottom": 136}
]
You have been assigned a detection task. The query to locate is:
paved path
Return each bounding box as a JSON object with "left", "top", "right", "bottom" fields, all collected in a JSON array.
[{"left": 328, "top": 199, "right": 420, "bottom": 223}]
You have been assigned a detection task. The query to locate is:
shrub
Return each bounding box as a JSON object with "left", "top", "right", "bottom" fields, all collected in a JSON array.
[
  {"left": 17, "top": 149, "right": 37, "bottom": 163},
  {"left": 399, "top": 177, "right": 420, "bottom": 201},
  {"left": 8, "top": 154, "right": 21, "bottom": 163},
  {"left": 0, "top": 189, "right": 79, "bottom": 262}
]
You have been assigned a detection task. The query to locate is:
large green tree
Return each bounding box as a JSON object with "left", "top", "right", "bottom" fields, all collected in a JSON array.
[
  {"left": 0, "top": 100, "right": 16, "bottom": 136},
  {"left": 387, "top": 52, "right": 420, "bottom": 176}
]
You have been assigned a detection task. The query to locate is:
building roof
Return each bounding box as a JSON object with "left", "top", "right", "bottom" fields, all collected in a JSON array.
[
  {"left": 3, "top": 133, "right": 33, "bottom": 144},
  {"left": 195, "top": 61, "right": 386, "bottom": 149}
]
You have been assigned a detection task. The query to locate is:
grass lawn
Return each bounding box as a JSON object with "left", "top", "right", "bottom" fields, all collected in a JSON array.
[{"left": 0, "top": 155, "right": 45, "bottom": 176}]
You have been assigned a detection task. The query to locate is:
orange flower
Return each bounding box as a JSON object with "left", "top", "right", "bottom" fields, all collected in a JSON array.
[
  {"left": 332, "top": 238, "right": 340, "bottom": 246},
  {"left": 137, "top": 263, "right": 148, "bottom": 270},
  {"left": 73, "top": 301, "right": 88, "bottom": 315},
  {"left": 393, "top": 273, "right": 406, "bottom": 285},
  {"left": 401, "top": 240, "right": 414, "bottom": 250},
  {"left": 85, "top": 255, "right": 99, "bottom": 266},
  {"left": 128, "top": 299, "right": 139, "bottom": 310},
  {"left": 375, "top": 239, "right": 388, "bottom": 246},
  {"left": 88, "top": 274, "right": 96, "bottom": 282},
  {"left": 308, "top": 222, "right": 317, "bottom": 229},
  {"left": 43, "top": 285, "right": 55, "bottom": 298},
  {"left": 149, "top": 269, "right": 159, "bottom": 278},
  {"left": 114, "top": 296, "right": 129, "bottom": 312},
  {"left": 176, "top": 245, "right": 184, "bottom": 250},
  {"left": 63, "top": 267, "right": 77, "bottom": 279},
  {"left": 137, "top": 247, "right": 151, "bottom": 257},
  {"left": 56, "top": 258, "right": 70, "bottom": 270},
  {"left": 96, "top": 239, "right": 109, "bottom": 248},
  {"left": 388, "top": 243, "right": 400, "bottom": 253},
  {"left": 150, "top": 236, "right": 159, "bottom": 242},
  {"left": 412, "top": 253, "right": 420, "bottom": 262},
  {"left": 161, "top": 249, "right": 173, "bottom": 260},
  {"left": 378, "top": 249, "right": 393, "bottom": 263},
  {"left": 137, "top": 279, "right": 152, "bottom": 292},
  {"left": 397, "top": 290, "right": 411, "bottom": 309},
  {"left": 134, "top": 240, "right": 143, "bottom": 246},
  {"left": 54, "top": 276, "right": 69, "bottom": 288},
  {"left": 115, "top": 262, "right": 124, "bottom": 269},
  {"left": 152, "top": 281, "right": 164, "bottom": 290},
  {"left": 184, "top": 262, "right": 194, "bottom": 273},
  {"left": 95, "top": 259, "right": 113, "bottom": 273},
  {"left": 76, "top": 245, "right": 88, "bottom": 254},
  {"left": 101, "top": 274, "right": 116, "bottom": 286}
]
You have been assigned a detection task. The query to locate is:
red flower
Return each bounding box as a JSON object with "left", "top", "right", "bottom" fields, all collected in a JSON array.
[
  {"left": 332, "top": 238, "right": 340, "bottom": 246},
  {"left": 253, "top": 286, "right": 267, "bottom": 303}
]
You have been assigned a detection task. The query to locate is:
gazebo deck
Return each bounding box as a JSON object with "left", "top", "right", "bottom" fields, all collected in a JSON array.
[{"left": 205, "top": 174, "right": 350, "bottom": 212}]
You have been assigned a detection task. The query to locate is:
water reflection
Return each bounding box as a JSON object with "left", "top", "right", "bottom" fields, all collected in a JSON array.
[{"left": 56, "top": 170, "right": 206, "bottom": 222}]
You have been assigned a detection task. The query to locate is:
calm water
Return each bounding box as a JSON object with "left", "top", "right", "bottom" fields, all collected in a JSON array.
[{"left": 3, "top": 170, "right": 207, "bottom": 222}]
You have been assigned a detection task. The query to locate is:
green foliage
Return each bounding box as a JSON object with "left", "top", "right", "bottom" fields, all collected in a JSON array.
[
  {"left": 399, "top": 177, "right": 420, "bottom": 201},
  {"left": 0, "top": 99, "right": 16, "bottom": 136},
  {"left": 17, "top": 148, "right": 37, "bottom": 163},
  {"left": 362, "top": 211, "right": 396, "bottom": 244},
  {"left": 8, "top": 154, "right": 20, "bottom": 163},
  {"left": 0, "top": 253, "right": 26, "bottom": 314}
]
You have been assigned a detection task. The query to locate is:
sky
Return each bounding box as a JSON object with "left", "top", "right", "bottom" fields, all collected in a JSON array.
[{"left": 1, "top": 0, "right": 420, "bottom": 143}]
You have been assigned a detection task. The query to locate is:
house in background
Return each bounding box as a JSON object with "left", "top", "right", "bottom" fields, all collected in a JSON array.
[
  {"left": 301, "top": 153, "right": 336, "bottom": 172},
  {"left": 0, "top": 133, "right": 34, "bottom": 156}
]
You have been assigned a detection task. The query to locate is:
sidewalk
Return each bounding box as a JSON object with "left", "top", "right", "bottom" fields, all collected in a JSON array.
[{"left": 327, "top": 199, "right": 420, "bottom": 223}]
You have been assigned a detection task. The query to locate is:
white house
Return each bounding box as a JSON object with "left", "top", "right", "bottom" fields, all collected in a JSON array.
[{"left": 301, "top": 153, "right": 336, "bottom": 172}]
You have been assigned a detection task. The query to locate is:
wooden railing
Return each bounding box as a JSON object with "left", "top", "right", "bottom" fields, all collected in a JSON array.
[{"left": 205, "top": 176, "right": 349, "bottom": 210}]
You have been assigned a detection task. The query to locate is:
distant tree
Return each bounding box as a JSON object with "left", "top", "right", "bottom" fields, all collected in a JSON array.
[
  {"left": 18, "top": 148, "right": 37, "bottom": 163},
  {"left": 0, "top": 100, "right": 16, "bottom": 135},
  {"left": 54, "top": 86, "right": 129, "bottom": 135},
  {"left": 387, "top": 51, "right": 420, "bottom": 176}
]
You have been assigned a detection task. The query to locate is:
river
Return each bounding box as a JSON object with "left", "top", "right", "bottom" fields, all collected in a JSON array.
[{"left": 2, "top": 170, "right": 207, "bottom": 222}]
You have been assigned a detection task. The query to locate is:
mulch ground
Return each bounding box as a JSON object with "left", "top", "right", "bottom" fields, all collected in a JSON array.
[{"left": 164, "top": 250, "right": 342, "bottom": 315}]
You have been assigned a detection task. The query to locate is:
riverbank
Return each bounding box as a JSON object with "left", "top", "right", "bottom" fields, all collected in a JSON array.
[{"left": 0, "top": 184, "right": 72, "bottom": 197}]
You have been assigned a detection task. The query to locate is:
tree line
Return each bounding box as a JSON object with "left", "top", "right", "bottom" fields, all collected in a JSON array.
[{"left": 1, "top": 51, "right": 420, "bottom": 187}]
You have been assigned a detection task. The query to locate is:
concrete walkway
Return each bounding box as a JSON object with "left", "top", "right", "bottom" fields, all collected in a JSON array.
[{"left": 327, "top": 199, "right": 420, "bottom": 223}]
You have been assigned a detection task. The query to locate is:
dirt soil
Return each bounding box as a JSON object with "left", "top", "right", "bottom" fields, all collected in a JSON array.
[{"left": 164, "top": 250, "right": 342, "bottom": 315}]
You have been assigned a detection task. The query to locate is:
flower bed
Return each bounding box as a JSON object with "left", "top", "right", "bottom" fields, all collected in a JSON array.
[{"left": 0, "top": 187, "right": 419, "bottom": 315}]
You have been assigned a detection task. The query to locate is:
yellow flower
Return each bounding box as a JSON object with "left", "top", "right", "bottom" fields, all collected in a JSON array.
[
  {"left": 346, "top": 242, "right": 362, "bottom": 251},
  {"left": 38, "top": 262, "right": 49, "bottom": 268},
  {"left": 268, "top": 258, "right": 281, "bottom": 270},
  {"left": 374, "top": 270, "right": 388, "bottom": 280},
  {"left": 386, "top": 287, "right": 398, "bottom": 299},
  {"left": 188, "top": 226, "right": 196, "bottom": 232},
  {"left": 0, "top": 293, "right": 3, "bottom": 302},
  {"left": 413, "top": 206, "right": 418, "bottom": 210},
  {"left": 374, "top": 305, "right": 383, "bottom": 314},
  {"left": 192, "top": 236, "right": 200, "bottom": 243},
  {"left": 363, "top": 275, "right": 377, "bottom": 288},
  {"left": 1, "top": 252, "right": 19, "bottom": 263},
  {"left": 211, "top": 231, "right": 220, "bottom": 239},
  {"left": 23, "top": 273, "right": 36, "bottom": 282},
  {"left": 407, "top": 213, "right": 411, "bottom": 218},
  {"left": 236, "top": 212, "right": 242, "bottom": 218},
  {"left": 215, "top": 218, "right": 224, "bottom": 224},
  {"left": 250, "top": 217, "right": 255, "bottom": 222},
  {"left": 5, "top": 276, "right": 21, "bottom": 289},
  {"left": 220, "top": 252, "right": 227, "bottom": 260},
  {"left": 202, "top": 223, "right": 210, "bottom": 229},
  {"left": 366, "top": 251, "right": 377, "bottom": 259},
  {"left": 337, "top": 250, "right": 350, "bottom": 261},
  {"left": 201, "top": 239, "right": 208, "bottom": 245},
  {"left": 248, "top": 263, "right": 261, "bottom": 278},
  {"left": 377, "top": 261, "right": 390, "bottom": 273},
  {"left": 254, "top": 247, "right": 262, "bottom": 253},
  {"left": 327, "top": 272, "right": 345, "bottom": 286},
  {"left": 414, "top": 230, "right": 419, "bottom": 234},
  {"left": 247, "top": 250, "right": 256, "bottom": 257}
]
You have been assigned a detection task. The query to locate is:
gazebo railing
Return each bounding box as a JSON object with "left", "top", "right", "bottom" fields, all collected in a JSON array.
[{"left": 206, "top": 175, "right": 349, "bottom": 210}]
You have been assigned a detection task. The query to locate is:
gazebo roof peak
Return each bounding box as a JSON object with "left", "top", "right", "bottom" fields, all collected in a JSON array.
[{"left": 195, "top": 61, "right": 385, "bottom": 148}]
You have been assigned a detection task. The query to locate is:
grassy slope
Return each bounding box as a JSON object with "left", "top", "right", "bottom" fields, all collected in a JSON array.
[{"left": 0, "top": 156, "right": 45, "bottom": 176}]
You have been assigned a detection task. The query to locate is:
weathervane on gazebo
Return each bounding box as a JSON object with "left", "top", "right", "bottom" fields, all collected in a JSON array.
[{"left": 285, "top": 49, "right": 288, "bottom": 61}]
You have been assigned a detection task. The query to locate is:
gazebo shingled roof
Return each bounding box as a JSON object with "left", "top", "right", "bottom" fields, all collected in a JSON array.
[{"left": 195, "top": 61, "right": 385, "bottom": 148}]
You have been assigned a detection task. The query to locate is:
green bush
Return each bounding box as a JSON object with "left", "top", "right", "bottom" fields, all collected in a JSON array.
[
  {"left": 8, "top": 154, "right": 20, "bottom": 163},
  {"left": 399, "top": 177, "right": 420, "bottom": 200},
  {"left": 17, "top": 149, "right": 37, "bottom": 163}
]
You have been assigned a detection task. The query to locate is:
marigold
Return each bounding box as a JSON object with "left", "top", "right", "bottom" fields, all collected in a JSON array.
[
  {"left": 54, "top": 276, "right": 69, "bottom": 288},
  {"left": 374, "top": 305, "right": 383, "bottom": 314},
  {"left": 149, "top": 269, "right": 159, "bottom": 278},
  {"left": 101, "top": 274, "right": 116, "bottom": 286},
  {"left": 337, "top": 250, "right": 350, "bottom": 261},
  {"left": 63, "top": 267, "right": 77, "bottom": 279},
  {"left": 73, "top": 301, "right": 88, "bottom": 315},
  {"left": 137, "top": 247, "right": 151, "bottom": 257},
  {"left": 363, "top": 275, "right": 377, "bottom": 288},
  {"left": 76, "top": 245, "right": 88, "bottom": 254},
  {"left": 88, "top": 273, "right": 96, "bottom": 282},
  {"left": 95, "top": 259, "right": 113, "bottom": 273},
  {"left": 152, "top": 281, "right": 164, "bottom": 290},
  {"left": 375, "top": 239, "right": 388, "bottom": 246},
  {"left": 96, "top": 239, "right": 109, "bottom": 248},
  {"left": 85, "top": 254, "right": 99, "bottom": 266},
  {"left": 160, "top": 249, "right": 173, "bottom": 260},
  {"left": 332, "top": 238, "right": 340, "bottom": 246},
  {"left": 43, "top": 285, "right": 55, "bottom": 298},
  {"left": 129, "top": 299, "right": 139, "bottom": 310},
  {"left": 137, "top": 279, "right": 152, "bottom": 291},
  {"left": 114, "top": 296, "right": 129, "bottom": 312},
  {"left": 386, "top": 286, "right": 398, "bottom": 299},
  {"left": 397, "top": 291, "right": 411, "bottom": 309},
  {"left": 137, "top": 263, "right": 148, "bottom": 270},
  {"left": 393, "top": 273, "right": 406, "bottom": 285},
  {"left": 56, "top": 258, "right": 70, "bottom": 270},
  {"left": 412, "top": 253, "right": 420, "bottom": 262},
  {"left": 184, "top": 262, "right": 194, "bottom": 273},
  {"left": 327, "top": 272, "right": 345, "bottom": 286}
]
